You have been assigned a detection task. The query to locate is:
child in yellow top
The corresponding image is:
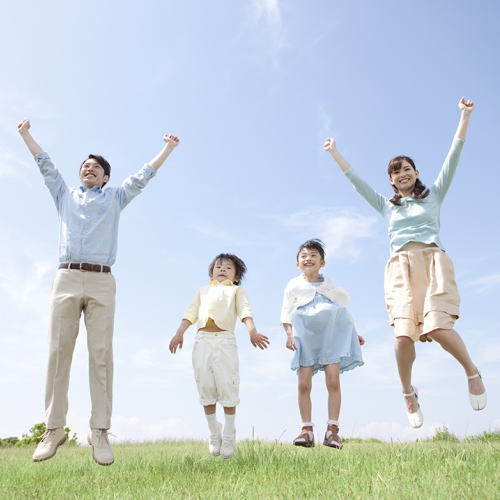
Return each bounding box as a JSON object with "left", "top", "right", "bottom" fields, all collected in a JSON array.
[{"left": 169, "top": 253, "right": 269, "bottom": 459}]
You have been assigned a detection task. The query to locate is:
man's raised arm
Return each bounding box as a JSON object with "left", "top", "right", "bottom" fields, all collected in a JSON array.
[
  {"left": 149, "top": 134, "right": 180, "bottom": 171},
  {"left": 18, "top": 120, "right": 44, "bottom": 156}
]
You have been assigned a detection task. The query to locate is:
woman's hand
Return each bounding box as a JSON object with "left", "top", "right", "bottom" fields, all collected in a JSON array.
[
  {"left": 458, "top": 97, "right": 474, "bottom": 115},
  {"left": 323, "top": 137, "right": 336, "bottom": 152}
]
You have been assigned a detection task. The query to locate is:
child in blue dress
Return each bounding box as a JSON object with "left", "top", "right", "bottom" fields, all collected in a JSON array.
[{"left": 281, "top": 239, "right": 364, "bottom": 449}]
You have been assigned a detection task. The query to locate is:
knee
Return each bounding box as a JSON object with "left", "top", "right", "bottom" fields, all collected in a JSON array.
[
  {"left": 394, "top": 336, "right": 414, "bottom": 353},
  {"left": 427, "top": 328, "right": 451, "bottom": 342},
  {"left": 326, "top": 377, "right": 340, "bottom": 393},
  {"left": 298, "top": 381, "right": 312, "bottom": 394}
]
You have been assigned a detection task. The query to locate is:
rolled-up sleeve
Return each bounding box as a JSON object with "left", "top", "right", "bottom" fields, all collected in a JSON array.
[
  {"left": 236, "top": 287, "right": 253, "bottom": 321},
  {"left": 117, "top": 163, "right": 157, "bottom": 209},
  {"left": 182, "top": 289, "right": 200, "bottom": 324},
  {"left": 35, "top": 152, "right": 67, "bottom": 210}
]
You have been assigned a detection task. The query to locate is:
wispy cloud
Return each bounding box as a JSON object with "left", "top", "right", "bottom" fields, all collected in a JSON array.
[
  {"left": 248, "top": 0, "right": 287, "bottom": 60},
  {"left": 463, "top": 273, "right": 500, "bottom": 294},
  {"left": 274, "top": 207, "right": 378, "bottom": 261}
]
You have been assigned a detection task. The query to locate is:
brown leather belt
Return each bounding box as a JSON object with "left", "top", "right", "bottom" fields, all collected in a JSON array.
[{"left": 59, "top": 263, "right": 111, "bottom": 273}]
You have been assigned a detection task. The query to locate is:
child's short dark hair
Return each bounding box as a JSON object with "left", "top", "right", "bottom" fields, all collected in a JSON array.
[
  {"left": 208, "top": 253, "right": 247, "bottom": 285},
  {"left": 296, "top": 239, "right": 326, "bottom": 261}
]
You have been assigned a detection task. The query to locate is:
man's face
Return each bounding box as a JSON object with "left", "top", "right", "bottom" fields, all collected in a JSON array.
[{"left": 80, "top": 159, "right": 109, "bottom": 189}]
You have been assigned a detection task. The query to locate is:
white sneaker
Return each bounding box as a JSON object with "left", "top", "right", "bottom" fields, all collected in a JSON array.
[
  {"left": 88, "top": 429, "right": 114, "bottom": 466},
  {"left": 220, "top": 431, "right": 236, "bottom": 459},
  {"left": 208, "top": 422, "right": 222, "bottom": 456},
  {"left": 403, "top": 386, "right": 423, "bottom": 428},
  {"left": 32, "top": 427, "right": 67, "bottom": 462}
]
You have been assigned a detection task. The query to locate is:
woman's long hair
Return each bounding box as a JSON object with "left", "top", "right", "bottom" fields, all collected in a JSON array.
[{"left": 387, "top": 155, "right": 429, "bottom": 206}]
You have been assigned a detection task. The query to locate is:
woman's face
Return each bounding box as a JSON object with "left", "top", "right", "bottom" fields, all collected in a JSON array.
[{"left": 390, "top": 160, "right": 419, "bottom": 193}]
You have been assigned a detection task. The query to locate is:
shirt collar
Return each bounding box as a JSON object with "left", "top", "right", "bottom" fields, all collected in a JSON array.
[
  {"left": 79, "top": 185, "right": 102, "bottom": 193},
  {"left": 210, "top": 279, "right": 235, "bottom": 286}
]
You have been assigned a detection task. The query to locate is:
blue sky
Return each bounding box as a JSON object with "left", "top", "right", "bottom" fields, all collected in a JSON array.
[{"left": 1, "top": 0, "right": 499, "bottom": 443}]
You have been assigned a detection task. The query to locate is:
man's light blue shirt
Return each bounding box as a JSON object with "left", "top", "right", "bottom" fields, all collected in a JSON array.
[
  {"left": 344, "top": 137, "right": 465, "bottom": 254},
  {"left": 35, "top": 152, "right": 156, "bottom": 266}
]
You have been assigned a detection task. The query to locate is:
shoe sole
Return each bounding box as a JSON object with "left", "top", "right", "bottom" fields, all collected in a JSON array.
[
  {"left": 32, "top": 435, "right": 67, "bottom": 462},
  {"left": 293, "top": 441, "right": 315, "bottom": 448},
  {"left": 322, "top": 440, "right": 343, "bottom": 449},
  {"left": 87, "top": 435, "right": 114, "bottom": 466}
]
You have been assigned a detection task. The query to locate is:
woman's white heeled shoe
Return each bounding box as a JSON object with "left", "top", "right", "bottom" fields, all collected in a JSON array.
[
  {"left": 468, "top": 372, "right": 487, "bottom": 411},
  {"left": 403, "top": 385, "right": 424, "bottom": 428}
]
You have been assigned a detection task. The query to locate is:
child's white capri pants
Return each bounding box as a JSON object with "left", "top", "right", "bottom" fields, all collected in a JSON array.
[{"left": 192, "top": 331, "right": 240, "bottom": 407}]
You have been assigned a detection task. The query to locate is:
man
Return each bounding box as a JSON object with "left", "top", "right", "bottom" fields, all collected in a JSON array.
[{"left": 18, "top": 120, "right": 180, "bottom": 465}]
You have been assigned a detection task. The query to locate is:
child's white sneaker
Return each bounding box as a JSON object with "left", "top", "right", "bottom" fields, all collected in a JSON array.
[
  {"left": 220, "top": 431, "right": 236, "bottom": 459},
  {"left": 208, "top": 422, "right": 222, "bottom": 456}
]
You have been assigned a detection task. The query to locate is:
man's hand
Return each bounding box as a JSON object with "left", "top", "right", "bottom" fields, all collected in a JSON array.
[
  {"left": 169, "top": 333, "right": 184, "bottom": 353},
  {"left": 17, "top": 119, "right": 31, "bottom": 136},
  {"left": 459, "top": 97, "right": 474, "bottom": 115},
  {"left": 286, "top": 336, "right": 296, "bottom": 351},
  {"left": 358, "top": 335, "right": 366, "bottom": 346},
  {"left": 250, "top": 331, "right": 270, "bottom": 350},
  {"left": 164, "top": 134, "right": 180, "bottom": 148},
  {"left": 323, "top": 137, "right": 336, "bottom": 153}
]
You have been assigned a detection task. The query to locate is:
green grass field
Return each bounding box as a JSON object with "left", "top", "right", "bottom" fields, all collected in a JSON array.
[{"left": 1, "top": 437, "right": 498, "bottom": 499}]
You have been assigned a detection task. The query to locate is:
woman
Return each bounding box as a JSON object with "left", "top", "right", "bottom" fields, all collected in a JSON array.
[{"left": 323, "top": 98, "right": 486, "bottom": 427}]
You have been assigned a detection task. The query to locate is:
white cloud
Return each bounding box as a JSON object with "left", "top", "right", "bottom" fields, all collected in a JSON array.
[
  {"left": 274, "top": 207, "right": 378, "bottom": 261},
  {"left": 249, "top": 0, "right": 286, "bottom": 58},
  {"left": 0, "top": 145, "right": 32, "bottom": 178},
  {"left": 463, "top": 273, "right": 500, "bottom": 294},
  {"left": 252, "top": 0, "right": 281, "bottom": 26}
]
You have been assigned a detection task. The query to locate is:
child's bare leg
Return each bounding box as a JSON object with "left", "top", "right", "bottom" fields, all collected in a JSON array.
[
  {"left": 427, "top": 328, "right": 485, "bottom": 395},
  {"left": 203, "top": 404, "right": 216, "bottom": 415},
  {"left": 223, "top": 406, "right": 236, "bottom": 415},
  {"left": 298, "top": 366, "right": 314, "bottom": 424},
  {"left": 394, "top": 336, "right": 418, "bottom": 412},
  {"left": 324, "top": 363, "right": 341, "bottom": 421}
]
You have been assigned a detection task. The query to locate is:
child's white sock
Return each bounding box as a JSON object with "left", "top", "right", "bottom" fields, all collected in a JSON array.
[
  {"left": 205, "top": 413, "right": 219, "bottom": 435},
  {"left": 302, "top": 422, "right": 314, "bottom": 428},
  {"left": 327, "top": 419, "right": 339, "bottom": 426},
  {"left": 223, "top": 413, "right": 236, "bottom": 436}
]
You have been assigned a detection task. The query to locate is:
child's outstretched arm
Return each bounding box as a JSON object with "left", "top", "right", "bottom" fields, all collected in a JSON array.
[
  {"left": 283, "top": 323, "right": 296, "bottom": 351},
  {"left": 323, "top": 138, "right": 352, "bottom": 173},
  {"left": 18, "top": 120, "right": 43, "bottom": 155},
  {"left": 242, "top": 317, "right": 269, "bottom": 350},
  {"left": 169, "top": 319, "right": 192, "bottom": 353},
  {"left": 455, "top": 97, "right": 474, "bottom": 141},
  {"left": 149, "top": 134, "right": 180, "bottom": 171}
]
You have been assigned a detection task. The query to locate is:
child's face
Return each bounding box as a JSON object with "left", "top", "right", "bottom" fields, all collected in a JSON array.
[
  {"left": 212, "top": 258, "right": 238, "bottom": 283},
  {"left": 296, "top": 247, "right": 325, "bottom": 274}
]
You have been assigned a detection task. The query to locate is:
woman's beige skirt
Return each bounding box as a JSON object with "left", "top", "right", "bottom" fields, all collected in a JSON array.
[{"left": 384, "top": 243, "right": 460, "bottom": 341}]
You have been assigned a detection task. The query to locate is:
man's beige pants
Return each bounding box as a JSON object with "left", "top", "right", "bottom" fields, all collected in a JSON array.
[{"left": 45, "top": 269, "right": 116, "bottom": 430}]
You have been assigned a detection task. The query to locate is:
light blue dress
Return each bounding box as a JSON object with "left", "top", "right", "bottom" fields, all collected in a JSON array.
[{"left": 291, "top": 284, "right": 364, "bottom": 375}]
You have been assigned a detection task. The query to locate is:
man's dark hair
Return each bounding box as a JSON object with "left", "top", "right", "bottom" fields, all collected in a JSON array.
[
  {"left": 80, "top": 154, "right": 111, "bottom": 187},
  {"left": 387, "top": 155, "right": 429, "bottom": 206},
  {"left": 208, "top": 253, "right": 247, "bottom": 285},
  {"left": 296, "top": 239, "right": 326, "bottom": 262}
]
